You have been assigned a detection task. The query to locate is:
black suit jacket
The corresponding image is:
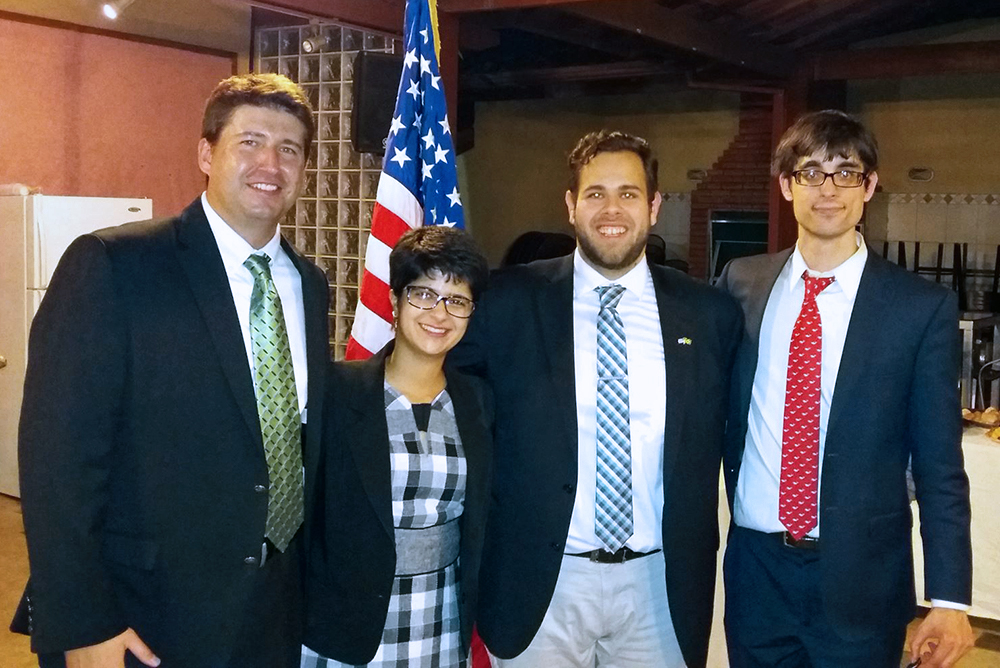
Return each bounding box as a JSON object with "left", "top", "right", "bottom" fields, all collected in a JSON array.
[
  {"left": 17, "top": 199, "right": 329, "bottom": 665},
  {"left": 719, "top": 248, "right": 972, "bottom": 638},
  {"left": 451, "top": 255, "right": 743, "bottom": 668},
  {"left": 302, "top": 344, "right": 493, "bottom": 664}
]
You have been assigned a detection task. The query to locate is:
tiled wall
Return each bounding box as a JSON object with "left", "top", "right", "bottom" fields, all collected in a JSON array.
[{"left": 865, "top": 192, "right": 1000, "bottom": 296}]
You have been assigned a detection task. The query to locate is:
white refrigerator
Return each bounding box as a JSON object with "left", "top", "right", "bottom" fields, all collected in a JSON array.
[{"left": 0, "top": 195, "right": 153, "bottom": 497}]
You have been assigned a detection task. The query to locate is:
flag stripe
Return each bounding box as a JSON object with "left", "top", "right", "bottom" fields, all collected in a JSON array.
[
  {"left": 349, "top": 301, "right": 395, "bottom": 355},
  {"left": 375, "top": 172, "right": 423, "bottom": 229},
  {"left": 362, "top": 232, "right": 394, "bottom": 286},
  {"left": 358, "top": 269, "right": 395, "bottom": 323}
]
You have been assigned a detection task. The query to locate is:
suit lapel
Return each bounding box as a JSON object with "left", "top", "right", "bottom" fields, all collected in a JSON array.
[
  {"left": 745, "top": 249, "right": 793, "bottom": 343},
  {"left": 445, "top": 367, "right": 491, "bottom": 506},
  {"left": 344, "top": 349, "right": 396, "bottom": 540},
  {"left": 826, "top": 253, "right": 893, "bottom": 439},
  {"left": 283, "top": 236, "right": 328, "bottom": 507},
  {"left": 536, "top": 257, "right": 579, "bottom": 443},
  {"left": 174, "top": 200, "right": 262, "bottom": 450},
  {"left": 650, "top": 267, "right": 697, "bottom": 489}
]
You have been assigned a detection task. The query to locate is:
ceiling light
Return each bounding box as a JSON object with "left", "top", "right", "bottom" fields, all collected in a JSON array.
[
  {"left": 302, "top": 35, "right": 332, "bottom": 54},
  {"left": 102, "top": 0, "right": 136, "bottom": 20}
]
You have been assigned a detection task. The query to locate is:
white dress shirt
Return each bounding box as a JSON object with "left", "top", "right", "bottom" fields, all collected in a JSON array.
[
  {"left": 566, "top": 250, "right": 667, "bottom": 554},
  {"left": 201, "top": 193, "right": 309, "bottom": 420},
  {"left": 734, "top": 239, "right": 867, "bottom": 537}
]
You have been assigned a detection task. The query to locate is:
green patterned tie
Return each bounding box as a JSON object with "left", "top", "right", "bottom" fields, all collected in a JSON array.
[{"left": 244, "top": 253, "right": 304, "bottom": 552}]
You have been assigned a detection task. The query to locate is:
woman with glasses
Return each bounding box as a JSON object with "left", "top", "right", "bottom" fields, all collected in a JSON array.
[{"left": 302, "top": 226, "right": 491, "bottom": 668}]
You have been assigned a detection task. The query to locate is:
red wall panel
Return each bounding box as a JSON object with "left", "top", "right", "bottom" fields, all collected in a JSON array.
[{"left": 0, "top": 15, "right": 235, "bottom": 217}]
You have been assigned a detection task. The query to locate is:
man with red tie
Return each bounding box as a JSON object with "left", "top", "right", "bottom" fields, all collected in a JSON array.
[{"left": 719, "top": 110, "right": 974, "bottom": 668}]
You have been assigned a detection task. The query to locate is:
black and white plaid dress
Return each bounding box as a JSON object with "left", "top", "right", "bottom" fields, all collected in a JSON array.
[{"left": 302, "top": 383, "right": 467, "bottom": 668}]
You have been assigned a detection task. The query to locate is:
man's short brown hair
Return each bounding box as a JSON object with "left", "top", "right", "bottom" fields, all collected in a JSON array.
[
  {"left": 772, "top": 110, "right": 878, "bottom": 176},
  {"left": 202, "top": 73, "right": 315, "bottom": 149},
  {"left": 568, "top": 130, "right": 659, "bottom": 203}
]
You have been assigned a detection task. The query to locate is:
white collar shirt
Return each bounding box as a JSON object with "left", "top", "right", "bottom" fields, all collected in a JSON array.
[
  {"left": 201, "top": 193, "right": 309, "bottom": 420},
  {"left": 734, "top": 236, "right": 867, "bottom": 537},
  {"left": 566, "top": 249, "right": 667, "bottom": 553}
]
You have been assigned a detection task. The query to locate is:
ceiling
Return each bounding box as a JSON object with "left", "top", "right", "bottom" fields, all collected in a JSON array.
[{"left": 438, "top": 0, "right": 1000, "bottom": 100}]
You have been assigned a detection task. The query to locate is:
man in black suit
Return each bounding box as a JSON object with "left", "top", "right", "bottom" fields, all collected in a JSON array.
[
  {"left": 454, "top": 130, "right": 742, "bottom": 667},
  {"left": 719, "top": 110, "right": 973, "bottom": 668},
  {"left": 18, "top": 74, "right": 328, "bottom": 668}
]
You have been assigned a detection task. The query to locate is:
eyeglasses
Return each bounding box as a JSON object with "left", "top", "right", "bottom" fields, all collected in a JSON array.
[
  {"left": 791, "top": 169, "right": 868, "bottom": 188},
  {"left": 404, "top": 285, "right": 475, "bottom": 318}
]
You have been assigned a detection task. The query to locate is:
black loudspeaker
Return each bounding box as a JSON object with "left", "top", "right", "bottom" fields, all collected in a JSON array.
[{"left": 352, "top": 51, "right": 404, "bottom": 155}]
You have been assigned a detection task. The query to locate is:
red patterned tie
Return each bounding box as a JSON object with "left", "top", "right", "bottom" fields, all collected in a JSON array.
[{"left": 779, "top": 272, "right": 835, "bottom": 540}]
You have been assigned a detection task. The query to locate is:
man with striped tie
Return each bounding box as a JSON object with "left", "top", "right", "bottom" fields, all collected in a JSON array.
[
  {"left": 719, "top": 110, "right": 973, "bottom": 668},
  {"left": 454, "top": 130, "right": 743, "bottom": 667}
]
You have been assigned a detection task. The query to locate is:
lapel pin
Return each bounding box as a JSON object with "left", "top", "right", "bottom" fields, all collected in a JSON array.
[{"left": 677, "top": 337, "right": 692, "bottom": 345}]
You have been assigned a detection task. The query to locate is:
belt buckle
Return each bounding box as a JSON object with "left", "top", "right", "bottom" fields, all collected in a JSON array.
[{"left": 782, "top": 532, "right": 817, "bottom": 549}]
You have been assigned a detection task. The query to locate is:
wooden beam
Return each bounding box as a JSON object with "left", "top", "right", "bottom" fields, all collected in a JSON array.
[
  {"left": 251, "top": 0, "right": 403, "bottom": 33},
  {"left": 463, "top": 60, "right": 681, "bottom": 89},
  {"left": 811, "top": 41, "right": 1000, "bottom": 80},
  {"left": 439, "top": 0, "right": 595, "bottom": 11},
  {"left": 563, "top": 1, "right": 792, "bottom": 78}
]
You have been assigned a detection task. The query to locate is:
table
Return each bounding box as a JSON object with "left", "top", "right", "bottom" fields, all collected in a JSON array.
[{"left": 913, "top": 428, "right": 1000, "bottom": 621}]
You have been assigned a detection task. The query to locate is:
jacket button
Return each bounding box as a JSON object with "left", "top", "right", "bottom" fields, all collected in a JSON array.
[
  {"left": 563, "top": 484, "right": 575, "bottom": 494},
  {"left": 254, "top": 484, "right": 267, "bottom": 493},
  {"left": 550, "top": 542, "right": 561, "bottom": 551},
  {"left": 244, "top": 556, "right": 258, "bottom": 565}
]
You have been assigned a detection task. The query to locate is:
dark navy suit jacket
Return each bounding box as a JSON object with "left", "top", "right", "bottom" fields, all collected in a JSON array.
[{"left": 719, "top": 248, "right": 972, "bottom": 637}]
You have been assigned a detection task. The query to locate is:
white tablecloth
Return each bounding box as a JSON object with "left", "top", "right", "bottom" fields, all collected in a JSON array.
[{"left": 913, "top": 428, "right": 1000, "bottom": 621}]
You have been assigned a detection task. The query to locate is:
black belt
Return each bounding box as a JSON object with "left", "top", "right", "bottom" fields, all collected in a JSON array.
[
  {"left": 775, "top": 531, "right": 819, "bottom": 550},
  {"left": 567, "top": 547, "right": 661, "bottom": 563}
]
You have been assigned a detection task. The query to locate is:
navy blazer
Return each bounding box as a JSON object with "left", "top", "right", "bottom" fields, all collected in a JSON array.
[
  {"left": 18, "top": 199, "right": 329, "bottom": 665},
  {"left": 719, "top": 248, "right": 972, "bottom": 638},
  {"left": 303, "top": 344, "right": 493, "bottom": 665},
  {"left": 451, "top": 255, "right": 743, "bottom": 668}
]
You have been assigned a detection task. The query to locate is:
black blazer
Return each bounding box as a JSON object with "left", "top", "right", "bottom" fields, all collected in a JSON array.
[
  {"left": 303, "top": 344, "right": 493, "bottom": 665},
  {"left": 17, "top": 199, "right": 329, "bottom": 665},
  {"left": 451, "top": 255, "right": 743, "bottom": 668},
  {"left": 719, "top": 248, "right": 972, "bottom": 638}
]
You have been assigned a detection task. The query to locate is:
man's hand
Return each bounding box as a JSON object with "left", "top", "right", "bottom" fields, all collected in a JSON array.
[
  {"left": 65, "top": 628, "right": 160, "bottom": 668},
  {"left": 909, "top": 608, "right": 974, "bottom": 668}
]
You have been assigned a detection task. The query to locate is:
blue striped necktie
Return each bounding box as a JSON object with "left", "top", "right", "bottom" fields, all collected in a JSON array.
[{"left": 594, "top": 284, "right": 633, "bottom": 552}]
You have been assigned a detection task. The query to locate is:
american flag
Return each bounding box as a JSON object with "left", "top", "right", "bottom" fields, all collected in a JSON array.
[{"left": 345, "top": 0, "right": 464, "bottom": 359}]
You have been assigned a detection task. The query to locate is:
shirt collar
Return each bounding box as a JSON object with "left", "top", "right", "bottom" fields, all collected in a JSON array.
[
  {"left": 572, "top": 247, "right": 651, "bottom": 302},
  {"left": 201, "top": 192, "right": 283, "bottom": 271},
  {"left": 788, "top": 232, "right": 867, "bottom": 302}
]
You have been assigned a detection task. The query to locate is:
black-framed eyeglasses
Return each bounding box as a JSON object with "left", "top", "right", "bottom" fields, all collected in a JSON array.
[
  {"left": 791, "top": 169, "right": 868, "bottom": 188},
  {"left": 404, "top": 285, "right": 475, "bottom": 318}
]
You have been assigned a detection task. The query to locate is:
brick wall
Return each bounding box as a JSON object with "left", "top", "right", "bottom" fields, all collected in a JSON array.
[{"left": 688, "top": 94, "right": 773, "bottom": 280}]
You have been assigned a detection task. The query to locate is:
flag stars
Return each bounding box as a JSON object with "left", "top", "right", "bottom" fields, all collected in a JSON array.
[
  {"left": 442, "top": 217, "right": 456, "bottom": 228},
  {"left": 419, "top": 55, "right": 432, "bottom": 76},
  {"left": 446, "top": 187, "right": 462, "bottom": 207},
  {"left": 389, "top": 115, "right": 405, "bottom": 136},
  {"left": 422, "top": 129, "right": 436, "bottom": 149},
  {"left": 422, "top": 162, "right": 435, "bottom": 180},
  {"left": 390, "top": 147, "right": 411, "bottom": 168},
  {"left": 434, "top": 145, "right": 449, "bottom": 164},
  {"left": 439, "top": 116, "right": 451, "bottom": 135},
  {"left": 406, "top": 79, "right": 421, "bottom": 100},
  {"left": 430, "top": 74, "right": 441, "bottom": 90},
  {"left": 403, "top": 49, "right": 418, "bottom": 70},
  {"left": 419, "top": 28, "right": 429, "bottom": 44}
]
